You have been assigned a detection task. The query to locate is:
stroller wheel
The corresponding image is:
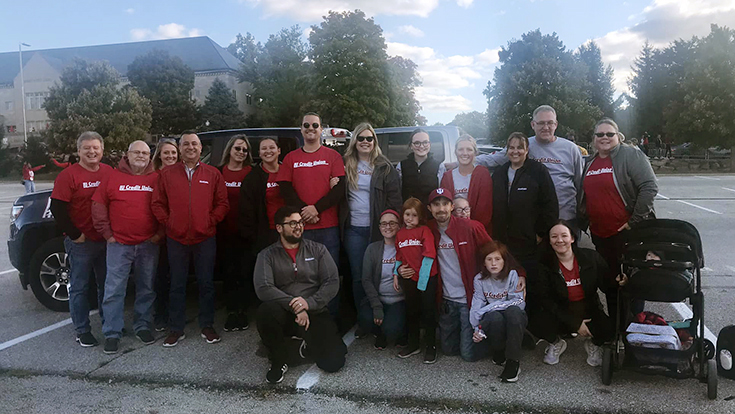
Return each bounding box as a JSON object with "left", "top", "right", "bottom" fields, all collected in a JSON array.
[
  {"left": 602, "top": 347, "right": 613, "bottom": 386},
  {"left": 703, "top": 339, "right": 716, "bottom": 360},
  {"left": 707, "top": 359, "right": 718, "bottom": 400}
]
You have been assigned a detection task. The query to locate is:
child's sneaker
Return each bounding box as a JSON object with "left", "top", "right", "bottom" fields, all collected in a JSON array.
[{"left": 500, "top": 359, "right": 520, "bottom": 383}]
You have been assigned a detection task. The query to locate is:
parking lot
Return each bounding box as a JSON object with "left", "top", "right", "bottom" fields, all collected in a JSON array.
[{"left": 1, "top": 176, "right": 735, "bottom": 413}]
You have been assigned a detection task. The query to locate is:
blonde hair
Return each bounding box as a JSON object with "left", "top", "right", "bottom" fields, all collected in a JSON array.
[
  {"left": 344, "top": 122, "right": 384, "bottom": 190},
  {"left": 152, "top": 139, "right": 179, "bottom": 171},
  {"left": 454, "top": 134, "right": 478, "bottom": 156},
  {"left": 220, "top": 134, "right": 253, "bottom": 168}
]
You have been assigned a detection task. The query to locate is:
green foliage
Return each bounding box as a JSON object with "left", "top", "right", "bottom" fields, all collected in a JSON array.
[
  {"left": 23, "top": 134, "right": 49, "bottom": 167},
  {"left": 127, "top": 50, "right": 200, "bottom": 135},
  {"left": 201, "top": 78, "right": 245, "bottom": 131},
  {"left": 484, "top": 30, "right": 606, "bottom": 143},
  {"left": 575, "top": 41, "right": 616, "bottom": 118},
  {"left": 44, "top": 59, "right": 152, "bottom": 153},
  {"left": 448, "top": 111, "right": 488, "bottom": 138},
  {"left": 384, "top": 56, "right": 422, "bottom": 127},
  {"left": 0, "top": 122, "right": 20, "bottom": 177}
]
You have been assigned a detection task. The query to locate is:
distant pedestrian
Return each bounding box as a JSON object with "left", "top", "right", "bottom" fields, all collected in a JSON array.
[{"left": 22, "top": 162, "right": 45, "bottom": 193}]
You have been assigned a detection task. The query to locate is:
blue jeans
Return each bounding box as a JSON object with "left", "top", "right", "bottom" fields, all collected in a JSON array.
[
  {"left": 167, "top": 236, "right": 216, "bottom": 331},
  {"left": 64, "top": 237, "right": 106, "bottom": 335},
  {"left": 439, "top": 299, "right": 488, "bottom": 361},
  {"left": 101, "top": 241, "right": 159, "bottom": 339},
  {"left": 24, "top": 180, "right": 35, "bottom": 194},
  {"left": 359, "top": 299, "right": 407, "bottom": 341},
  {"left": 344, "top": 226, "right": 370, "bottom": 325},
  {"left": 303, "top": 226, "right": 341, "bottom": 317}
]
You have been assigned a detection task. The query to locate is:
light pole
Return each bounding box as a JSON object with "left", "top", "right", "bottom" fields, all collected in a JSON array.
[{"left": 19, "top": 42, "right": 30, "bottom": 147}]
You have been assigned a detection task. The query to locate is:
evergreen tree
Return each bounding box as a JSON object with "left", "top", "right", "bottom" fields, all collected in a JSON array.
[
  {"left": 201, "top": 79, "right": 245, "bottom": 131},
  {"left": 575, "top": 41, "right": 616, "bottom": 118},
  {"left": 448, "top": 111, "right": 488, "bottom": 138}
]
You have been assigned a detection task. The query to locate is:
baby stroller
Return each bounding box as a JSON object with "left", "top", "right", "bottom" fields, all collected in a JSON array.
[{"left": 601, "top": 219, "right": 717, "bottom": 400}]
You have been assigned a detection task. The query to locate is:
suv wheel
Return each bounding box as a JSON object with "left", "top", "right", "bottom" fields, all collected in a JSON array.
[{"left": 28, "top": 237, "right": 100, "bottom": 312}]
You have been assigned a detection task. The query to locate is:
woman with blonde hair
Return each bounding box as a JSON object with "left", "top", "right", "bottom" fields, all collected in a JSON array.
[
  {"left": 152, "top": 138, "right": 180, "bottom": 171},
  {"left": 339, "top": 122, "right": 402, "bottom": 338}
]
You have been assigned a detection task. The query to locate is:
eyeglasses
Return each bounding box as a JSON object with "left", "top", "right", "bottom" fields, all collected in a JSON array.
[
  {"left": 412, "top": 141, "right": 430, "bottom": 148},
  {"left": 379, "top": 221, "right": 400, "bottom": 229},
  {"left": 356, "top": 135, "right": 374, "bottom": 143},
  {"left": 280, "top": 220, "right": 305, "bottom": 229},
  {"left": 454, "top": 207, "right": 471, "bottom": 214},
  {"left": 303, "top": 122, "right": 320, "bottom": 129},
  {"left": 233, "top": 146, "right": 249, "bottom": 153},
  {"left": 128, "top": 150, "right": 151, "bottom": 157},
  {"left": 594, "top": 132, "right": 617, "bottom": 138},
  {"left": 534, "top": 121, "right": 557, "bottom": 127}
]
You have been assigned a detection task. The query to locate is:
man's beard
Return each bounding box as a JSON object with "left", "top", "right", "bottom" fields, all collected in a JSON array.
[{"left": 283, "top": 233, "right": 302, "bottom": 244}]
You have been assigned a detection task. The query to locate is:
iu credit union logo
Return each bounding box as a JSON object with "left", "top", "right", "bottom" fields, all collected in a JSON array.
[{"left": 436, "top": 188, "right": 445, "bottom": 195}]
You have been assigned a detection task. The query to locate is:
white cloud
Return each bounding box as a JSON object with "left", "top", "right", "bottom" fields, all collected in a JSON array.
[
  {"left": 594, "top": 0, "right": 735, "bottom": 95},
  {"left": 398, "top": 25, "right": 425, "bottom": 38},
  {"left": 456, "top": 0, "right": 474, "bottom": 8},
  {"left": 125, "top": 8, "right": 135, "bottom": 14},
  {"left": 130, "top": 23, "right": 204, "bottom": 41},
  {"left": 241, "top": 0, "right": 441, "bottom": 21}
]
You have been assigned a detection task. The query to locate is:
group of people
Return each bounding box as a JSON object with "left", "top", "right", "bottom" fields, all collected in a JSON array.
[{"left": 52, "top": 104, "right": 658, "bottom": 385}]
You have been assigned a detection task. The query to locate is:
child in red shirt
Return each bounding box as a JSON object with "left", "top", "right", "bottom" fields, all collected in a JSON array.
[{"left": 393, "top": 197, "right": 438, "bottom": 362}]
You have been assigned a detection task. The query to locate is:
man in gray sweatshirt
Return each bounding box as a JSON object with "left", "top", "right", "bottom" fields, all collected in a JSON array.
[
  {"left": 477, "top": 105, "right": 584, "bottom": 229},
  {"left": 254, "top": 206, "right": 347, "bottom": 384}
]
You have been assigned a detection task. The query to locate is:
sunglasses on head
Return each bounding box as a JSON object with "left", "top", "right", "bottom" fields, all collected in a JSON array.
[
  {"left": 594, "top": 132, "right": 617, "bottom": 138},
  {"left": 233, "top": 146, "right": 248, "bottom": 153},
  {"left": 303, "top": 122, "right": 320, "bottom": 129},
  {"left": 356, "top": 135, "right": 374, "bottom": 143}
]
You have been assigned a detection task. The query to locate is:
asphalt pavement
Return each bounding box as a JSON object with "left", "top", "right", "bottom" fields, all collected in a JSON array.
[{"left": 1, "top": 177, "right": 735, "bottom": 413}]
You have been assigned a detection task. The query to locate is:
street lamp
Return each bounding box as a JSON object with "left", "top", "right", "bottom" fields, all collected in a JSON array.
[{"left": 19, "top": 42, "right": 31, "bottom": 147}]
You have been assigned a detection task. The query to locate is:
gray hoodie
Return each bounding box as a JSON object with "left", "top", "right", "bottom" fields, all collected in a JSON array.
[{"left": 469, "top": 269, "right": 525, "bottom": 329}]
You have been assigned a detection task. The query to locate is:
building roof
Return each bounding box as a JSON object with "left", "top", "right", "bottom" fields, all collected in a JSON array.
[{"left": 0, "top": 36, "right": 242, "bottom": 85}]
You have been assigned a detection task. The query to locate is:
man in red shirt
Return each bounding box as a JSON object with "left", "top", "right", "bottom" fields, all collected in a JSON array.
[
  {"left": 151, "top": 131, "right": 229, "bottom": 347},
  {"left": 91, "top": 140, "right": 161, "bottom": 354},
  {"left": 50, "top": 131, "right": 113, "bottom": 347},
  {"left": 278, "top": 112, "right": 345, "bottom": 316}
]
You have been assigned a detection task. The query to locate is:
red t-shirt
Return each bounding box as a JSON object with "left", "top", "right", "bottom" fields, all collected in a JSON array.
[
  {"left": 583, "top": 156, "right": 631, "bottom": 238},
  {"left": 285, "top": 246, "right": 298, "bottom": 263},
  {"left": 51, "top": 163, "right": 113, "bottom": 242},
  {"left": 220, "top": 165, "right": 252, "bottom": 235},
  {"left": 277, "top": 146, "right": 345, "bottom": 230},
  {"left": 560, "top": 257, "right": 584, "bottom": 302},
  {"left": 395, "top": 225, "right": 438, "bottom": 282},
  {"left": 264, "top": 165, "right": 286, "bottom": 230},
  {"left": 92, "top": 169, "right": 158, "bottom": 245}
]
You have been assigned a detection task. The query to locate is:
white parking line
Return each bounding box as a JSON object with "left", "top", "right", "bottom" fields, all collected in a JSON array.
[
  {"left": 296, "top": 325, "right": 357, "bottom": 390},
  {"left": 671, "top": 303, "right": 717, "bottom": 346},
  {"left": 726, "top": 265, "right": 735, "bottom": 274},
  {"left": 695, "top": 176, "right": 720, "bottom": 181},
  {"left": 0, "top": 268, "right": 18, "bottom": 275},
  {"left": 722, "top": 187, "right": 735, "bottom": 193},
  {"left": 0, "top": 311, "right": 98, "bottom": 352},
  {"left": 656, "top": 194, "right": 670, "bottom": 200},
  {"left": 676, "top": 200, "right": 722, "bottom": 215}
]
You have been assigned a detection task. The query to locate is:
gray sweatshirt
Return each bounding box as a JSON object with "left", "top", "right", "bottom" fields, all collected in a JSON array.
[{"left": 469, "top": 269, "right": 526, "bottom": 329}]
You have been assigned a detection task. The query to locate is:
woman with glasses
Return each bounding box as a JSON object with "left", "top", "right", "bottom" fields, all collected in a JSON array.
[
  {"left": 151, "top": 139, "right": 180, "bottom": 331},
  {"left": 339, "top": 122, "right": 402, "bottom": 338},
  {"left": 439, "top": 134, "right": 492, "bottom": 232},
  {"left": 578, "top": 118, "right": 657, "bottom": 320},
  {"left": 217, "top": 135, "right": 254, "bottom": 332},
  {"left": 360, "top": 209, "right": 407, "bottom": 349},
  {"left": 396, "top": 128, "right": 446, "bottom": 205},
  {"left": 492, "top": 132, "right": 558, "bottom": 316}
]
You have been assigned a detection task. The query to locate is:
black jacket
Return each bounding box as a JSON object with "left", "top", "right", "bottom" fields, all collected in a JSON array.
[
  {"left": 536, "top": 247, "right": 613, "bottom": 332},
  {"left": 400, "top": 152, "right": 441, "bottom": 205},
  {"left": 239, "top": 163, "right": 279, "bottom": 251},
  {"left": 492, "top": 159, "right": 558, "bottom": 260},
  {"left": 339, "top": 155, "right": 402, "bottom": 243}
]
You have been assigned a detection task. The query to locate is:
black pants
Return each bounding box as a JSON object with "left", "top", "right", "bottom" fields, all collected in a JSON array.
[
  {"left": 218, "top": 234, "right": 254, "bottom": 314},
  {"left": 515, "top": 255, "right": 540, "bottom": 317},
  {"left": 154, "top": 242, "right": 170, "bottom": 325},
  {"left": 530, "top": 301, "right": 613, "bottom": 346},
  {"left": 256, "top": 301, "right": 346, "bottom": 373},
  {"left": 400, "top": 276, "right": 438, "bottom": 349},
  {"left": 479, "top": 306, "right": 528, "bottom": 361},
  {"left": 591, "top": 231, "right": 643, "bottom": 319}
]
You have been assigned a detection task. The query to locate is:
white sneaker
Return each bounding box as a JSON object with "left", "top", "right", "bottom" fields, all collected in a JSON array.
[
  {"left": 585, "top": 340, "right": 603, "bottom": 367},
  {"left": 543, "top": 338, "right": 567, "bottom": 365}
]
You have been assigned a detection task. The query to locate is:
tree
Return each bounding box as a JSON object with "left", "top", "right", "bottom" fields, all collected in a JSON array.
[
  {"left": 309, "top": 10, "right": 392, "bottom": 128},
  {"left": 575, "top": 41, "right": 616, "bottom": 118},
  {"left": 384, "top": 56, "right": 422, "bottom": 126},
  {"left": 484, "top": 30, "right": 603, "bottom": 142},
  {"left": 127, "top": 50, "right": 200, "bottom": 135},
  {"left": 44, "top": 59, "right": 152, "bottom": 153},
  {"left": 628, "top": 42, "right": 668, "bottom": 138},
  {"left": 201, "top": 79, "right": 245, "bottom": 131},
  {"left": 448, "top": 111, "right": 488, "bottom": 138}
]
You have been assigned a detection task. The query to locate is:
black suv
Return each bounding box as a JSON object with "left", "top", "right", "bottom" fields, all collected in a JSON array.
[{"left": 8, "top": 128, "right": 304, "bottom": 311}]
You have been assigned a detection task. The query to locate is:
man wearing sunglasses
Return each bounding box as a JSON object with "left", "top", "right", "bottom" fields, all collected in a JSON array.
[
  {"left": 254, "top": 206, "right": 347, "bottom": 384},
  {"left": 277, "top": 112, "right": 346, "bottom": 317},
  {"left": 476, "top": 105, "right": 584, "bottom": 233}
]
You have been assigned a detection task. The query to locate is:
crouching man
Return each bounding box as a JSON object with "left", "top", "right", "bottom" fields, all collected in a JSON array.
[{"left": 254, "top": 206, "right": 347, "bottom": 384}]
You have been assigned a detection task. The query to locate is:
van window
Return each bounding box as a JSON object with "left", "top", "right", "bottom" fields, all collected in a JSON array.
[{"left": 380, "top": 131, "right": 445, "bottom": 166}]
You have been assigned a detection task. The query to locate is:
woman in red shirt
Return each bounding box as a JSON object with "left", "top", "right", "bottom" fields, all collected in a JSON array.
[{"left": 217, "top": 135, "right": 253, "bottom": 332}]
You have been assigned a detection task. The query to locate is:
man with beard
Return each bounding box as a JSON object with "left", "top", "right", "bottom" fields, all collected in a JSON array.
[{"left": 254, "top": 206, "right": 347, "bottom": 384}]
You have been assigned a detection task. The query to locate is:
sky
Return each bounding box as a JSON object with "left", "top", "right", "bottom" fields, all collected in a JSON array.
[{"left": 3, "top": 0, "right": 735, "bottom": 126}]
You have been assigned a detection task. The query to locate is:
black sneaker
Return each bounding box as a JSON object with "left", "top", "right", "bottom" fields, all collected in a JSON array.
[
  {"left": 224, "top": 312, "right": 240, "bottom": 332},
  {"left": 135, "top": 330, "right": 155, "bottom": 345},
  {"left": 76, "top": 332, "right": 99, "bottom": 347},
  {"left": 154, "top": 321, "right": 167, "bottom": 332},
  {"left": 103, "top": 338, "right": 119, "bottom": 354},
  {"left": 501, "top": 359, "right": 520, "bottom": 383},
  {"left": 238, "top": 312, "right": 250, "bottom": 330},
  {"left": 266, "top": 363, "right": 288, "bottom": 384},
  {"left": 492, "top": 351, "right": 506, "bottom": 366},
  {"left": 397, "top": 345, "right": 421, "bottom": 359},
  {"left": 374, "top": 333, "right": 388, "bottom": 350},
  {"left": 423, "top": 345, "right": 437, "bottom": 364}
]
